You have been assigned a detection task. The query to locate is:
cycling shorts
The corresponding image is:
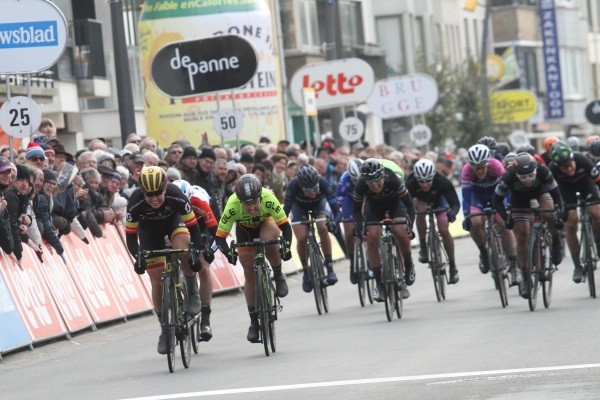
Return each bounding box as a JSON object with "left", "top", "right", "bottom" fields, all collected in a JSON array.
[
  {"left": 235, "top": 218, "right": 276, "bottom": 254},
  {"left": 290, "top": 197, "right": 332, "bottom": 222},
  {"left": 138, "top": 215, "right": 188, "bottom": 269},
  {"left": 364, "top": 198, "right": 406, "bottom": 223},
  {"left": 560, "top": 179, "right": 600, "bottom": 211}
]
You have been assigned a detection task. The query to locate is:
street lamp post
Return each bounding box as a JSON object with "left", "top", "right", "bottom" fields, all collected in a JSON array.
[{"left": 479, "top": 0, "right": 492, "bottom": 136}]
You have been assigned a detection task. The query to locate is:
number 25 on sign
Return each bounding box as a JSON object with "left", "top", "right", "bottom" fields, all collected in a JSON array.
[{"left": 0, "top": 97, "right": 42, "bottom": 139}]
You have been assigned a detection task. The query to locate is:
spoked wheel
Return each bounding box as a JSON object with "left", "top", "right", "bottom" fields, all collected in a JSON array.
[
  {"left": 191, "top": 317, "right": 201, "bottom": 354},
  {"left": 429, "top": 234, "right": 445, "bottom": 302},
  {"left": 382, "top": 245, "right": 395, "bottom": 322},
  {"left": 161, "top": 277, "right": 177, "bottom": 373},
  {"left": 587, "top": 259, "right": 596, "bottom": 299},
  {"left": 490, "top": 234, "right": 508, "bottom": 308},
  {"left": 307, "top": 246, "right": 324, "bottom": 315},
  {"left": 527, "top": 237, "right": 541, "bottom": 312},
  {"left": 313, "top": 244, "right": 329, "bottom": 314},
  {"left": 269, "top": 296, "right": 277, "bottom": 353},
  {"left": 393, "top": 255, "right": 403, "bottom": 319},
  {"left": 582, "top": 224, "right": 597, "bottom": 299},
  {"left": 258, "top": 271, "right": 271, "bottom": 357},
  {"left": 354, "top": 238, "right": 367, "bottom": 307},
  {"left": 179, "top": 318, "right": 192, "bottom": 369}
]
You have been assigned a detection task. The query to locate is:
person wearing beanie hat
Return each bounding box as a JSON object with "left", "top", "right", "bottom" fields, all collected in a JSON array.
[
  {"left": 26, "top": 146, "right": 46, "bottom": 167},
  {"left": 199, "top": 146, "right": 216, "bottom": 161},
  {"left": 195, "top": 146, "right": 221, "bottom": 219},
  {"left": 5, "top": 164, "right": 33, "bottom": 265},
  {"left": 175, "top": 146, "right": 199, "bottom": 184},
  {"left": 182, "top": 146, "right": 198, "bottom": 160},
  {"left": 37, "top": 169, "right": 64, "bottom": 259},
  {"left": 43, "top": 169, "right": 58, "bottom": 183}
]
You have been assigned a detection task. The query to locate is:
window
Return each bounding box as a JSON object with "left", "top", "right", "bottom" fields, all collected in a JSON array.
[
  {"left": 414, "top": 16, "right": 426, "bottom": 55},
  {"left": 339, "top": 1, "right": 364, "bottom": 47},
  {"left": 280, "top": 0, "right": 297, "bottom": 50},
  {"left": 300, "top": 0, "right": 321, "bottom": 50},
  {"left": 523, "top": 50, "right": 539, "bottom": 93},
  {"left": 123, "top": 0, "right": 143, "bottom": 46},
  {"left": 561, "top": 48, "right": 585, "bottom": 97},
  {"left": 376, "top": 16, "right": 406, "bottom": 75},
  {"left": 463, "top": 18, "right": 471, "bottom": 57}
]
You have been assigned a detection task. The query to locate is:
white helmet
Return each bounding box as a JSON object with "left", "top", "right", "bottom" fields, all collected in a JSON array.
[
  {"left": 347, "top": 159, "right": 364, "bottom": 181},
  {"left": 190, "top": 185, "right": 211, "bottom": 202},
  {"left": 467, "top": 144, "right": 491, "bottom": 166},
  {"left": 413, "top": 159, "right": 436, "bottom": 181},
  {"left": 172, "top": 179, "right": 192, "bottom": 198}
]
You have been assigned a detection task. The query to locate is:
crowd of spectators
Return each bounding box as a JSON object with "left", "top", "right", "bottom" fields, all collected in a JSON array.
[{"left": 0, "top": 117, "right": 474, "bottom": 269}]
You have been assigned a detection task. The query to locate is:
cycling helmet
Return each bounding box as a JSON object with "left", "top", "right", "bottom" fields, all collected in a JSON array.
[
  {"left": 467, "top": 144, "right": 491, "bottom": 167},
  {"left": 495, "top": 142, "right": 510, "bottom": 157},
  {"left": 589, "top": 139, "right": 600, "bottom": 157},
  {"left": 513, "top": 152, "right": 537, "bottom": 175},
  {"left": 172, "top": 179, "right": 192, "bottom": 198},
  {"left": 413, "top": 159, "right": 436, "bottom": 181},
  {"left": 190, "top": 185, "right": 211, "bottom": 201},
  {"left": 503, "top": 152, "right": 517, "bottom": 168},
  {"left": 139, "top": 166, "right": 166, "bottom": 195},
  {"left": 587, "top": 135, "right": 600, "bottom": 146},
  {"left": 361, "top": 158, "right": 384, "bottom": 182},
  {"left": 477, "top": 136, "right": 497, "bottom": 151},
  {"left": 347, "top": 159, "right": 364, "bottom": 181},
  {"left": 550, "top": 141, "right": 573, "bottom": 167},
  {"left": 566, "top": 136, "right": 580, "bottom": 151},
  {"left": 543, "top": 136, "right": 560, "bottom": 153},
  {"left": 296, "top": 165, "right": 319, "bottom": 188},
  {"left": 235, "top": 174, "right": 262, "bottom": 202},
  {"left": 516, "top": 144, "right": 535, "bottom": 155}
]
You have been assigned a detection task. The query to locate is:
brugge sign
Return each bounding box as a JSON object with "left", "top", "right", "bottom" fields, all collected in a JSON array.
[
  {"left": 290, "top": 58, "right": 375, "bottom": 109},
  {"left": 0, "top": 0, "right": 68, "bottom": 74},
  {"left": 151, "top": 35, "right": 258, "bottom": 98}
]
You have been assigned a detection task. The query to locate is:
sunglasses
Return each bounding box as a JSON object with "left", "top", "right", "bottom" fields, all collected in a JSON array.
[
  {"left": 143, "top": 191, "right": 164, "bottom": 198},
  {"left": 302, "top": 184, "right": 319, "bottom": 193},
  {"left": 30, "top": 156, "right": 45, "bottom": 161},
  {"left": 517, "top": 172, "right": 536, "bottom": 182},
  {"left": 417, "top": 178, "right": 433, "bottom": 184}
]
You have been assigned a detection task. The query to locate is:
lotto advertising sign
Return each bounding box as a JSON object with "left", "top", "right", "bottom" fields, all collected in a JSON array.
[
  {"left": 151, "top": 35, "right": 258, "bottom": 98},
  {"left": 367, "top": 73, "right": 439, "bottom": 119},
  {"left": 290, "top": 58, "right": 375, "bottom": 109},
  {"left": 0, "top": 0, "right": 68, "bottom": 74}
]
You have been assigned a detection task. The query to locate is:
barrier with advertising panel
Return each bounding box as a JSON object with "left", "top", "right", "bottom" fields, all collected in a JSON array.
[{"left": 0, "top": 269, "right": 31, "bottom": 356}]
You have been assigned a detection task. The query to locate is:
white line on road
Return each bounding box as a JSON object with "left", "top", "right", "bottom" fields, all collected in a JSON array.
[{"left": 118, "top": 363, "right": 600, "bottom": 400}]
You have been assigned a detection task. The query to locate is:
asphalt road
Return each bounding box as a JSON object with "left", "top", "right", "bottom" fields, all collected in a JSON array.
[{"left": 2, "top": 237, "right": 600, "bottom": 400}]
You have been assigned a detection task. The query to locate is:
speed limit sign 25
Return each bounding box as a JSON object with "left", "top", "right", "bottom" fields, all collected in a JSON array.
[{"left": 0, "top": 96, "right": 42, "bottom": 138}]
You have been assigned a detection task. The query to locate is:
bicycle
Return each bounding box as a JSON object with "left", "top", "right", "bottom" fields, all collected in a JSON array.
[
  {"left": 566, "top": 195, "right": 600, "bottom": 298},
  {"left": 232, "top": 237, "right": 284, "bottom": 357},
  {"left": 342, "top": 218, "right": 374, "bottom": 307},
  {"left": 188, "top": 235, "right": 212, "bottom": 355},
  {"left": 140, "top": 246, "right": 200, "bottom": 373},
  {"left": 470, "top": 206, "right": 511, "bottom": 308},
  {"left": 364, "top": 213, "right": 408, "bottom": 322},
  {"left": 508, "top": 207, "right": 557, "bottom": 311},
  {"left": 416, "top": 206, "right": 450, "bottom": 302},
  {"left": 291, "top": 211, "right": 329, "bottom": 315}
]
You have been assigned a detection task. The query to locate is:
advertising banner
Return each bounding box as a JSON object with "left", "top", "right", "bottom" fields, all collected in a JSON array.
[
  {"left": 490, "top": 89, "right": 537, "bottom": 124},
  {"left": 367, "top": 73, "right": 438, "bottom": 119},
  {"left": 0, "top": 268, "right": 31, "bottom": 354},
  {"left": 0, "top": 251, "right": 68, "bottom": 342},
  {"left": 138, "top": 0, "right": 285, "bottom": 148},
  {"left": 538, "top": 0, "right": 564, "bottom": 119}
]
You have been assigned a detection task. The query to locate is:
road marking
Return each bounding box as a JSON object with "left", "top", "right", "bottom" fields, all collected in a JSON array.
[{"left": 119, "top": 363, "right": 600, "bottom": 400}]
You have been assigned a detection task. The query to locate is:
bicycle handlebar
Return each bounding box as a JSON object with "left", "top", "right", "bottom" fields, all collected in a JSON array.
[
  {"left": 232, "top": 237, "right": 285, "bottom": 249},
  {"left": 415, "top": 207, "right": 449, "bottom": 215},
  {"left": 469, "top": 208, "right": 496, "bottom": 218},
  {"left": 364, "top": 219, "right": 408, "bottom": 227},
  {"left": 290, "top": 217, "right": 328, "bottom": 226},
  {"left": 508, "top": 207, "right": 556, "bottom": 214}
]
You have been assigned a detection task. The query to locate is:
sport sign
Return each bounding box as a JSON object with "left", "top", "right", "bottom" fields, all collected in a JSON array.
[
  {"left": 0, "top": 96, "right": 42, "bottom": 138},
  {"left": 489, "top": 90, "right": 537, "bottom": 124},
  {"left": 151, "top": 35, "right": 258, "bottom": 98},
  {"left": 213, "top": 108, "right": 243, "bottom": 138},
  {"left": 290, "top": 58, "right": 375, "bottom": 109},
  {"left": 0, "top": 0, "right": 68, "bottom": 74},
  {"left": 367, "top": 73, "right": 439, "bottom": 119}
]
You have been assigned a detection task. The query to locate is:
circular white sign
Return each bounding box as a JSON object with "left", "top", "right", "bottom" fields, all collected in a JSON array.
[
  {"left": 409, "top": 124, "right": 432, "bottom": 147},
  {"left": 509, "top": 130, "right": 529, "bottom": 149},
  {"left": 213, "top": 108, "right": 243, "bottom": 138},
  {"left": 0, "top": 0, "right": 68, "bottom": 74},
  {"left": 0, "top": 96, "right": 42, "bottom": 138},
  {"left": 338, "top": 117, "right": 364, "bottom": 142}
]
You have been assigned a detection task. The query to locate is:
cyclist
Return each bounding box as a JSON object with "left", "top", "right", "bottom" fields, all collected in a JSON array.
[
  {"left": 548, "top": 141, "right": 600, "bottom": 283},
  {"left": 406, "top": 158, "right": 460, "bottom": 284},
  {"left": 172, "top": 180, "right": 217, "bottom": 341},
  {"left": 540, "top": 136, "right": 560, "bottom": 165},
  {"left": 493, "top": 152, "right": 565, "bottom": 298},
  {"left": 284, "top": 165, "right": 341, "bottom": 291},
  {"left": 215, "top": 174, "right": 292, "bottom": 343},
  {"left": 336, "top": 158, "right": 363, "bottom": 284},
  {"left": 461, "top": 144, "right": 520, "bottom": 283},
  {"left": 125, "top": 166, "right": 203, "bottom": 355},
  {"left": 353, "top": 158, "right": 415, "bottom": 302},
  {"left": 477, "top": 136, "right": 503, "bottom": 162}
]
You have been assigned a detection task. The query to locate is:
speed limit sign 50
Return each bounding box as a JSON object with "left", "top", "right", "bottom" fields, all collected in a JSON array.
[
  {"left": 0, "top": 96, "right": 42, "bottom": 138},
  {"left": 213, "top": 108, "right": 244, "bottom": 138}
]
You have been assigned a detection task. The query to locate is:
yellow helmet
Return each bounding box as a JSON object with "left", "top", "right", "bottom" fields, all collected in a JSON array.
[{"left": 139, "top": 166, "right": 166, "bottom": 195}]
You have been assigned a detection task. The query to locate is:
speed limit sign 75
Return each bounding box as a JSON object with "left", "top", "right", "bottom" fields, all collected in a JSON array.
[
  {"left": 0, "top": 96, "right": 42, "bottom": 138},
  {"left": 339, "top": 117, "right": 364, "bottom": 142}
]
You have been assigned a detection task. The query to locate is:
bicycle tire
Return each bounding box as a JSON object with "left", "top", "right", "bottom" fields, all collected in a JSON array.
[
  {"left": 489, "top": 230, "right": 508, "bottom": 308},
  {"left": 191, "top": 317, "right": 200, "bottom": 355},
  {"left": 582, "top": 221, "right": 597, "bottom": 299},
  {"left": 527, "top": 233, "right": 541, "bottom": 312},
  {"left": 269, "top": 291, "right": 277, "bottom": 354},
  {"left": 307, "top": 244, "right": 323, "bottom": 315},
  {"left": 393, "top": 245, "right": 403, "bottom": 319},
  {"left": 314, "top": 243, "right": 329, "bottom": 314},
  {"left": 256, "top": 265, "right": 270, "bottom": 357},
  {"left": 354, "top": 238, "right": 367, "bottom": 307},
  {"left": 179, "top": 320, "right": 191, "bottom": 369},
  {"left": 367, "top": 263, "right": 375, "bottom": 304},
  {"left": 429, "top": 232, "right": 444, "bottom": 302},
  {"left": 161, "top": 276, "right": 176, "bottom": 373},
  {"left": 381, "top": 242, "right": 395, "bottom": 322},
  {"left": 542, "top": 233, "right": 554, "bottom": 308}
]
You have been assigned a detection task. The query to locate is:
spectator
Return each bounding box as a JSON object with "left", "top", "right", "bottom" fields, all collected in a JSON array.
[
  {"left": 176, "top": 146, "right": 199, "bottom": 184},
  {"left": 5, "top": 164, "right": 32, "bottom": 266},
  {"left": 126, "top": 133, "right": 143, "bottom": 145},
  {"left": 125, "top": 152, "right": 145, "bottom": 190},
  {"left": 286, "top": 160, "right": 298, "bottom": 182},
  {"left": 88, "top": 138, "right": 107, "bottom": 151},
  {"left": 77, "top": 150, "right": 97, "bottom": 170},
  {"left": 166, "top": 167, "right": 181, "bottom": 182},
  {"left": 214, "top": 147, "right": 228, "bottom": 161},
  {"left": 36, "top": 168, "right": 66, "bottom": 257},
  {"left": 239, "top": 152, "right": 254, "bottom": 172},
  {"left": 276, "top": 139, "right": 290, "bottom": 154},
  {"left": 164, "top": 144, "right": 183, "bottom": 167},
  {"left": 142, "top": 151, "right": 160, "bottom": 166},
  {"left": 157, "top": 159, "right": 169, "bottom": 171},
  {"left": 0, "top": 157, "right": 14, "bottom": 258},
  {"left": 140, "top": 137, "right": 164, "bottom": 159},
  {"left": 73, "top": 170, "right": 103, "bottom": 238}
]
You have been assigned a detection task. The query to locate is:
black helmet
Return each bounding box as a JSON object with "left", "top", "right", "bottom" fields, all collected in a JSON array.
[
  {"left": 477, "top": 136, "right": 497, "bottom": 151},
  {"left": 296, "top": 165, "right": 319, "bottom": 188},
  {"left": 235, "top": 174, "right": 262, "bottom": 202},
  {"left": 495, "top": 142, "right": 510, "bottom": 157},
  {"left": 361, "top": 158, "right": 384, "bottom": 182},
  {"left": 513, "top": 152, "right": 537, "bottom": 175},
  {"left": 550, "top": 141, "right": 573, "bottom": 167},
  {"left": 516, "top": 144, "right": 535, "bottom": 156},
  {"left": 590, "top": 139, "right": 600, "bottom": 157}
]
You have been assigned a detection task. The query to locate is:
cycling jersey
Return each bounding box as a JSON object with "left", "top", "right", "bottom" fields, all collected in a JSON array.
[
  {"left": 549, "top": 152, "right": 600, "bottom": 207},
  {"left": 405, "top": 172, "right": 460, "bottom": 216},
  {"left": 379, "top": 159, "right": 405, "bottom": 180},
  {"left": 461, "top": 157, "right": 505, "bottom": 215},
  {"left": 189, "top": 191, "right": 218, "bottom": 232},
  {"left": 335, "top": 171, "right": 355, "bottom": 219},
  {"left": 216, "top": 189, "right": 288, "bottom": 238}
]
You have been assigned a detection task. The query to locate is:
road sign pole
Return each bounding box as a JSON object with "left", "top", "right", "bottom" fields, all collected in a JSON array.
[
  {"left": 231, "top": 90, "right": 240, "bottom": 151},
  {"left": 6, "top": 77, "right": 13, "bottom": 162}
]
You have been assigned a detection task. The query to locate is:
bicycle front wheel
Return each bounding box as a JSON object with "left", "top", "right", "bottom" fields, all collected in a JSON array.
[
  {"left": 429, "top": 232, "right": 446, "bottom": 302},
  {"left": 527, "top": 233, "right": 541, "bottom": 312},
  {"left": 381, "top": 242, "right": 395, "bottom": 322},
  {"left": 542, "top": 234, "right": 554, "bottom": 308},
  {"left": 255, "top": 266, "right": 270, "bottom": 356},
  {"left": 489, "top": 230, "right": 508, "bottom": 308},
  {"left": 393, "top": 247, "right": 403, "bottom": 319},
  {"left": 582, "top": 222, "right": 597, "bottom": 298},
  {"left": 313, "top": 243, "right": 329, "bottom": 314},
  {"left": 161, "top": 276, "right": 176, "bottom": 373},
  {"left": 307, "top": 245, "right": 323, "bottom": 315},
  {"left": 354, "top": 238, "right": 367, "bottom": 307}
]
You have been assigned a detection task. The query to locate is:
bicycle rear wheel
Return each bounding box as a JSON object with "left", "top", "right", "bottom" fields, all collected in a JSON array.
[
  {"left": 582, "top": 222, "right": 597, "bottom": 298},
  {"left": 161, "top": 276, "right": 176, "bottom": 373},
  {"left": 366, "top": 263, "right": 375, "bottom": 304},
  {"left": 489, "top": 231, "right": 508, "bottom": 308},
  {"left": 429, "top": 233, "right": 446, "bottom": 302},
  {"left": 527, "top": 234, "right": 541, "bottom": 312},
  {"left": 354, "top": 238, "right": 367, "bottom": 307}
]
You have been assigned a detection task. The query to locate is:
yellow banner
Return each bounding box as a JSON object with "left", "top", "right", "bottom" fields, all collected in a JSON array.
[{"left": 490, "top": 90, "right": 537, "bottom": 124}]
